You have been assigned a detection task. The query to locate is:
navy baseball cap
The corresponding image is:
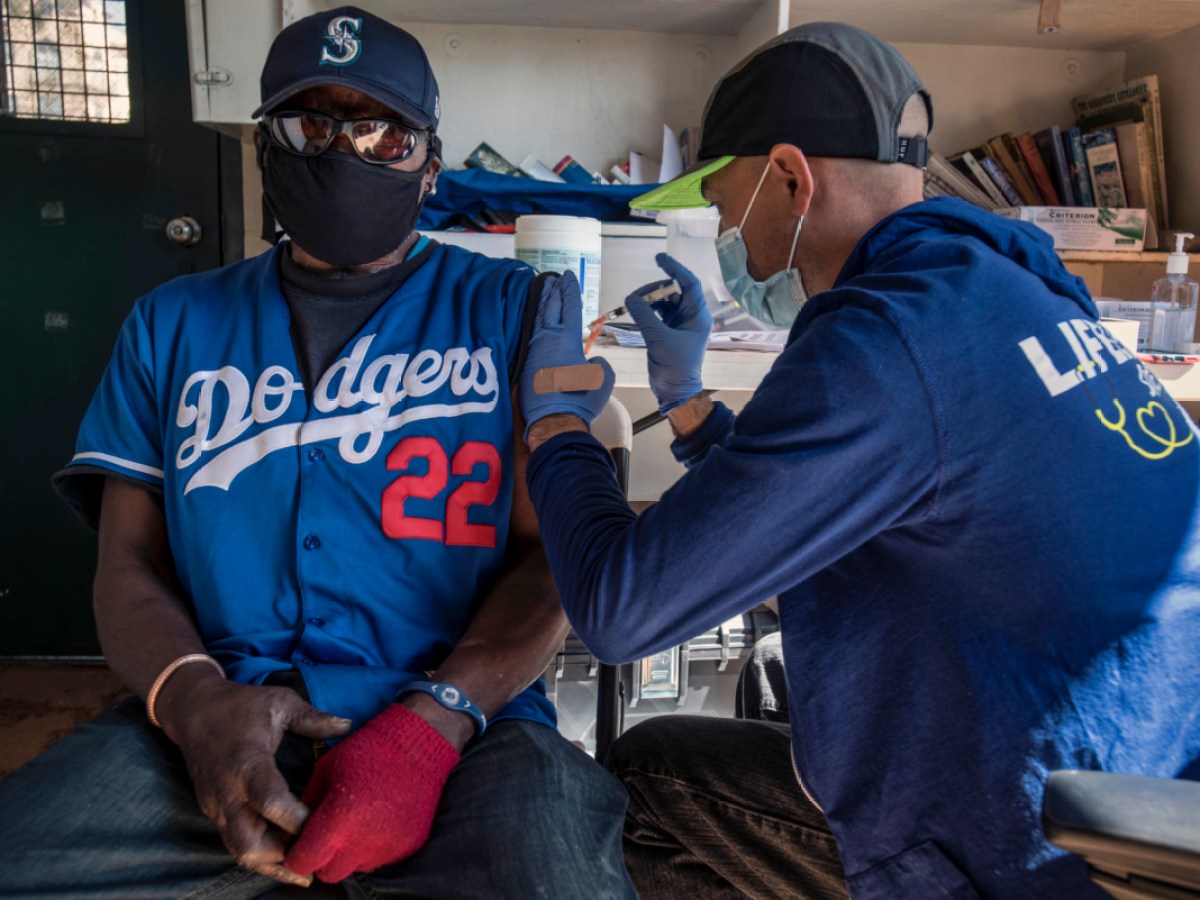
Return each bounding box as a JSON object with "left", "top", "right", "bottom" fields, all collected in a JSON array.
[
  {"left": 633, "top": 22, "right": 932, "bottom": 209},
  {"left": 252, "top": 6, "right": 440, "bottom": 130}
]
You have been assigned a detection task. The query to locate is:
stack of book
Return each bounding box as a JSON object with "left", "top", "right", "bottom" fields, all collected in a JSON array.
[
  {"left": 926, "top": 75, "right": 1168, "bottom": 239},
  {"left": 463, "top": 142, "right": 620, "bottom": 185}
]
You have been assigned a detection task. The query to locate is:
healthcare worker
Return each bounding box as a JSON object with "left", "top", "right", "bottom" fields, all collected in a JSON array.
[{"left": 518, "top": 20, "right": 1200, "bottom": 900}]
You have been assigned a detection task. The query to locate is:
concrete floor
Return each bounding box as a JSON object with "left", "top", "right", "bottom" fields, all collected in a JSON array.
[{"left": 0, "top": 662, "right": 129, "bottom": 780}]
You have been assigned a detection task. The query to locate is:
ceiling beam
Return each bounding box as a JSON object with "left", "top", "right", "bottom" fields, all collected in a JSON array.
[{"left": 1038, "top": 0, "right": 1064, "bottom": 33}]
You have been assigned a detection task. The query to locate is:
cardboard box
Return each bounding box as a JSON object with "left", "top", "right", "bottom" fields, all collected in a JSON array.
[{"left": 995, "top": 206, "right": 1148, "bottom": 251}]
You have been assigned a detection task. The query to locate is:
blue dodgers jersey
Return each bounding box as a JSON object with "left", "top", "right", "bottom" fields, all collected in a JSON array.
[{"left": 61, "top": 242, "right": 552, "bottom": 731}]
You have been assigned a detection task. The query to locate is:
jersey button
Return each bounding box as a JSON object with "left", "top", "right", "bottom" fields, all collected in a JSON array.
[
  {"left": 303, "top": 534, "right": 321, "bottom": 551},
  {"left": 297, "top": 655, "right": 314, "bottom": 666},
  {"left": 306, "top": 617, "right": 324, "bottom": 627},
  {"left": 308, "top": 448, "right": 324, "bottom": 462}
]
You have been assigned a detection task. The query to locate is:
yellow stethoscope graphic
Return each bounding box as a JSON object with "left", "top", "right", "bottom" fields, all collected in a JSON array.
[{"left": 1083, "top": 361, "right": 1195, "bottom": 460}]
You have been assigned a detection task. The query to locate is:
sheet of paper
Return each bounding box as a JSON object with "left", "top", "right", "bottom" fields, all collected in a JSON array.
[
  {"left": 628, "top": 150, "right": 657, "bottom": 185},
  {"left": 659, "top": 123, "right": 683, "bottom": 182},
  {"left": 603, "top": 325, "right": 647, "bottom": 347}
]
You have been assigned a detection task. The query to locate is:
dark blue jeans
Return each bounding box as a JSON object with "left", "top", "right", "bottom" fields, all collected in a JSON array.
[{"left": 0, "top": 697, "right": 635, "bottom": 899}]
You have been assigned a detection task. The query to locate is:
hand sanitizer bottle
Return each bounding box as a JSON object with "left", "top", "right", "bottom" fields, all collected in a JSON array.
[{"left": 1149, "top": 232, "right": 1198, "bottom": 353}]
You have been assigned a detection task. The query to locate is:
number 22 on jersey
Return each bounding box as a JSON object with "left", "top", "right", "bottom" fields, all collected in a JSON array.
[{"left": 381, "top": 436, "right": 501, "bottom": 548}]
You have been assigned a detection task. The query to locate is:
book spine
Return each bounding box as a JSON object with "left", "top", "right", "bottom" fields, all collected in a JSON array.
[
  {"left": 956, "top": 151, "right": 1007, "bottom": 205},
  {"left": 979, "top": 155, "right": 1023, "bottom": 207},
  {"left": 463, "top": 141, "right": 524, "bottom": 177},
  {"left": 988, "top": 136, "right": 1042, "bottom": 205},
  {"left": 1083, "top": 131, "right": 1127, "bottom": 208},
  {"left": 1000, "top": 134, "right": 1045, "bottom": 205},
  {"left": 1015, "top": 132, "right": 1061, "bottom": 205},
  {"left": 927, "top": 153, "right": 997, "bottom": 209},
  {"left": 1044, "top": 127, "right": 1076, "bottom": 206},
  {"left": 519, "top": 155, "right": 566, "bottom": 182},
  {"left": 552, "top": 155, "right": 599, "bottom": 185},
  {"left": 1144, "top": 76, "right": 1168, "bottom": 228},
  {"left": 1066, "top": 127, "right": 1094, "bottom": 206},
  {"left": 1125, "top": 122, "right": 1158, "bottom": 223}
]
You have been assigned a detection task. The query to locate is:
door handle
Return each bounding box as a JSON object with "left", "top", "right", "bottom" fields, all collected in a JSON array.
[{"left": 165, "top": 216, "right": 203, "bottom": 246}]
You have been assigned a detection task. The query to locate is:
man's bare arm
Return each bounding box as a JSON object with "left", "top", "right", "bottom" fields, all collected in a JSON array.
[
  {"left": 94, "top": 478, "right": 349, "bottom": 885},
  {"left": 401, "top": 397, "right": 570, "bottom": 750}
]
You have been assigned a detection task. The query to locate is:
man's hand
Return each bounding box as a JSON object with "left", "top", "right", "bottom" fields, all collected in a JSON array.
[
  {"left": 625, "top": 253, "right": 713, "bottom": 413},
  {"left": 518, "top": 270, "right": 615, "bottom": 440},
  {"left": 284, "top": 703, "right": 461, "bottom": 882},
  {"left": 160, "top": 674, "right": 352, "bottom": 887}
]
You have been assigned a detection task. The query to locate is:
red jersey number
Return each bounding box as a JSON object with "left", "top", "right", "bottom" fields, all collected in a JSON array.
[{"left": 382, "top": 437, "right": 499, "bottom": 548}]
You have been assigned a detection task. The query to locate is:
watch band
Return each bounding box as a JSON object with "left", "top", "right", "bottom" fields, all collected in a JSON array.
[{"left": 396, "top": 680, "right": 487, "bottom": 736}]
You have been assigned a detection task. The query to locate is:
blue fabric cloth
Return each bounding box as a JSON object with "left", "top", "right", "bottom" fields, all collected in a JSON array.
[
  {"left": 527, "top": 197, "right": 1200, "bottom": 898},
  {"left": 416, "top": 168, "right": 659, "bottom": 229},
  {"left": 0, "top": 698, "right": 636, "bottom": 898},
  {"left": 55, "top": 242, "right": 555, "bottom": 734}
]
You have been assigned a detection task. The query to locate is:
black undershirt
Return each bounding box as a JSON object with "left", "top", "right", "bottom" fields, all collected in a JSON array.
[{"left": 277, "top": 239, "right": 435, "bottom": 390}]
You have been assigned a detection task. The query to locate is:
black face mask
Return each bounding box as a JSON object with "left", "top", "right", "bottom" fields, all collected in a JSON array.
[{"left": 261, "top": 145, "right": 431, "bottom": 267}]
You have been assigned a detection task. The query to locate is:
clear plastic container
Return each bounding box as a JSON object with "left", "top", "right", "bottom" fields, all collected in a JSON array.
[
  {"left": 1148, "top": 232, "right": 1198, "bottom": 353},
  {"left": 656, "top": 207, "right": 770, "bottom": 332}
]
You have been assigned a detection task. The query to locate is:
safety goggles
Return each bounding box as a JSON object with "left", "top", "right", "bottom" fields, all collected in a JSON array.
[{"left": 263, "top": 110, "right": 429, "bottom": 165}]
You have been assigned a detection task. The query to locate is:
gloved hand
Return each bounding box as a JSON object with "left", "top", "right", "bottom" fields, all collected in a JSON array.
[
  {"left": 625, "top": 253, "right": 712, "bottom": 413},
  {"left": 518, "top": 270, "right": 615, "bottom": 437},
  {"left": 283, "top": 704, "right": 460, "bottom": 883}
]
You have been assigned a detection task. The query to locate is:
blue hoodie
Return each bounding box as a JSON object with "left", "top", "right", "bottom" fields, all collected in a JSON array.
[{"left": 528, "top": 198, "right": 1200, "bottom": 898}]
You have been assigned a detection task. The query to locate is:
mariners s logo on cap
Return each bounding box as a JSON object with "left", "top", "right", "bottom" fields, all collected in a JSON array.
[{"left": 320, "top": 15, "right": 362, "bottom": 66}]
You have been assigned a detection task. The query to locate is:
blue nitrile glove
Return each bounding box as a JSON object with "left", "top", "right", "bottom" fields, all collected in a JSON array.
[
  {"left": 624, "top": 252, "right": 713, "bottom": 414},
  {"left": 518, "top": 270, "right": 615, "bottom": 438}
]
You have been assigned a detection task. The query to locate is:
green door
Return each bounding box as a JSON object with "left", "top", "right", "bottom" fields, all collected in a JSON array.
[{"left": 0, "top": 0, "right": 241, "bottom": 654}]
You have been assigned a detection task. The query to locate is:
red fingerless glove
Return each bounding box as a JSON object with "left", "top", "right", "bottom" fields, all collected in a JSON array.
[{"left": 284, "top": 703, "right": 461, "bottom": 883}]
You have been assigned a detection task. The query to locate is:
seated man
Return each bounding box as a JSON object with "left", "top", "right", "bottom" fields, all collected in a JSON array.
[{"left": 0, "top": 7, "right": 634, "bottom": 898}]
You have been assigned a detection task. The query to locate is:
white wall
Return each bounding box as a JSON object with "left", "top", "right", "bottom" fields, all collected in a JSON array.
[
  {"left": 896, "top": 42, "right": 1127, "bottom": 156},
  {"left": 397, "top": 21, "right": 741, "bottom": 176}
]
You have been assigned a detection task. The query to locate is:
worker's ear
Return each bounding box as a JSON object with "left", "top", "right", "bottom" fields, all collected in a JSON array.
[{"left": 768, "top": 144, "right": 814, "bottom": 218}]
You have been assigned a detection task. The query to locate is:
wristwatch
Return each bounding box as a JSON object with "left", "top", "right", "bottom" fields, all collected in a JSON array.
[{"left": 396, "top": 680, "right": 487, "bottom": 736}]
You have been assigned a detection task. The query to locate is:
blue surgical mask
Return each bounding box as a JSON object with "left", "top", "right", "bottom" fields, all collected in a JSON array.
[{"left": 715, "top": 161, "right": 807, "bottom": 328}]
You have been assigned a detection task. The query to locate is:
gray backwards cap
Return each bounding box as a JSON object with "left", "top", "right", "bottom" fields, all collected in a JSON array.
[{"left": 632, "top": 21, "right": 932, "bottom": 210}]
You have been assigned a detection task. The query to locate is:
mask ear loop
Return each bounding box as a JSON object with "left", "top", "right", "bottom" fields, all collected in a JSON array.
[
  {"left": 738, "top": 159, "right": 773, "bottom": 232},
  {"left": 784, "top": 214, "right": 808, "bottom": 304},
  {"left": 787, "top": 215, "right": 804, "bottom": 268}
]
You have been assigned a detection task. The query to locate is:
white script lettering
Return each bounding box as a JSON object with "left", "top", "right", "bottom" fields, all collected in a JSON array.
[{"left": 175, "top": 335, "right": 500, "bottom": 492}]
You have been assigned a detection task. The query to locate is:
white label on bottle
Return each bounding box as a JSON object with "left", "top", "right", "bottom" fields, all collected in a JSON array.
[{"left": 516, "top": 248, "right": 601, "bottom": 323}]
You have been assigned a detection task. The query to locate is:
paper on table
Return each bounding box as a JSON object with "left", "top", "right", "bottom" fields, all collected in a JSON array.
[
  {"left": 659, "top": 123, "right": 683, "bottom": 183},
  {"left": 707, "top": 331, "right": 788, "bottom": 352},
  {"left": 601, "top": 325, "right": 785, "bottom": 352}
]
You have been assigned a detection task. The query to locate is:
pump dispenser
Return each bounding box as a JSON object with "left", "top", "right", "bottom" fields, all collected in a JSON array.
[{"left": 1148, "top": 232, "right": 1199, "bottom": 353}]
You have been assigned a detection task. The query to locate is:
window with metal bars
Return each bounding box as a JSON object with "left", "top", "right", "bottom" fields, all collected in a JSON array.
[{"left": 1, "top": 0, "right": 129, "bottom": 123}]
